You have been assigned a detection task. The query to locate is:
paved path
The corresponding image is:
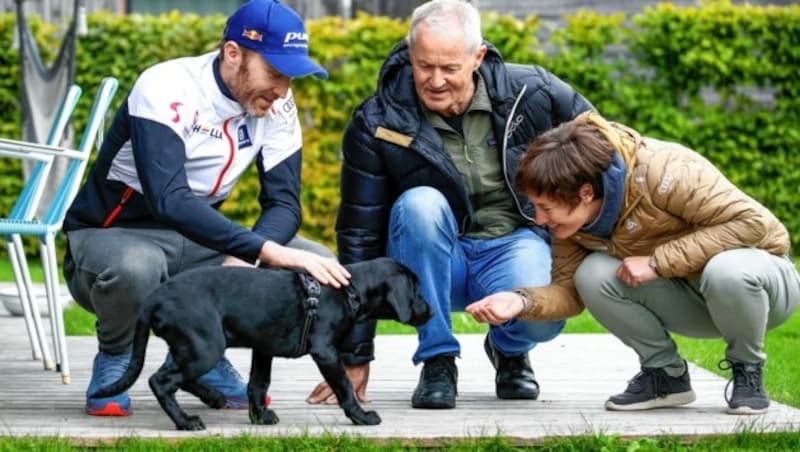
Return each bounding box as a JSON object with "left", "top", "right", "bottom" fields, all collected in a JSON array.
[{"left": 1, "top": 307, "right": 798, "bottom": 441}]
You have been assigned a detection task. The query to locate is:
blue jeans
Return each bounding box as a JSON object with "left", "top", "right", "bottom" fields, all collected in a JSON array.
[{"left": 386, "top": 187, "right": 565, "bottom": 364}]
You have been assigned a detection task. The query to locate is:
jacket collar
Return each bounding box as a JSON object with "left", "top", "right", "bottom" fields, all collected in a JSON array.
[{"left": 581, "top": 152, "right": 626, "bottom": 238}]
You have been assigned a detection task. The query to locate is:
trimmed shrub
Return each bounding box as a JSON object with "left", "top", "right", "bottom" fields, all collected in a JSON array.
[{"left": 1, "top": 1, "right": 798, "bottom": 254}]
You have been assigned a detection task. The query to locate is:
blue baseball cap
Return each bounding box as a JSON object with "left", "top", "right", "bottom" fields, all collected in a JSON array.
[{"left": 223, "top": 0, "right": 328, "bottom": 79}]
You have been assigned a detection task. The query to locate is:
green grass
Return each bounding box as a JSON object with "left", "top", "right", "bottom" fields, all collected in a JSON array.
[
  {"left": 0, "top": 431, "right": 799, "bottom": 451},
  {"left": 0, "top": 258, "right": 45, "bottom": 282}
]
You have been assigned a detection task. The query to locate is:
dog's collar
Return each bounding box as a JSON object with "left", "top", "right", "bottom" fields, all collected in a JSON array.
[
  {"left": 295, "top": 273, "right": 361, "bottom": 356},
  {"left": 343, "top": 284, "right": 359, "bottom": 317},
  {"left": 298, "top": 273, "right": 360, "bottom": 315},
  {"left": 296, "top": 272, "right": 321, "bottom": 357}
]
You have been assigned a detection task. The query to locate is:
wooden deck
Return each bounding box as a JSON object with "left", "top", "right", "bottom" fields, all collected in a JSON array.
[{"left": 1, "top": 310, "right": 798, "bottom": 441}]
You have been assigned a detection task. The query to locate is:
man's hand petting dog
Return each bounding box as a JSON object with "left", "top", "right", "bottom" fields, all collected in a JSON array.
[
  {"left": 87, "top": 257, "right": 432, "bottom": 430},
  {"left": 222, "top": 241, "right": 351, "bottom": 288},
  {"left": 260, "top": 240, "right": 350, "bottom": 288}
]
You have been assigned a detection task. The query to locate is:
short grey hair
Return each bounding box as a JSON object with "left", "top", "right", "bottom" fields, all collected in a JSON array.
[{"left": 408, "top": 0, "right": 483, "bottom": 54}]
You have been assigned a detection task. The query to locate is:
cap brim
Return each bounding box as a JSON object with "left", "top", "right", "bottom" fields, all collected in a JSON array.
[{"left": 262, "top": 53, "right": 329, "bottom": 80}]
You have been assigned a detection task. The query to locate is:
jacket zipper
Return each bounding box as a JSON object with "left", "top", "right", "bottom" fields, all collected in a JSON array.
[{"left": 501, "top": 85, "right": 530, "bottom": 221}]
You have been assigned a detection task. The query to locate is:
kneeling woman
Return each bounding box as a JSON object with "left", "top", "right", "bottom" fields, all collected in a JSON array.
[{"left": 467, "top": 111, "right": 799, "bottom": 415}]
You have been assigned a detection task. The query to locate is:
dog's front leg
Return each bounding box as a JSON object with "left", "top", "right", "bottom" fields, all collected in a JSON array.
[
  {"left": 248, "top": 352, "right": 279, "bottom": 425},
  {"left": 310, "top": 348, "right": 381, "bottom": 425}
]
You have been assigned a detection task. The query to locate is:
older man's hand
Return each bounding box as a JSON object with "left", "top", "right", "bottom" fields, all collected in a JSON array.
[{"left": 306, "top": 363, "right": 371, "bottom": 404}]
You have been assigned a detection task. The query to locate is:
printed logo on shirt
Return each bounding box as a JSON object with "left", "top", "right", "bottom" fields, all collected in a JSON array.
[
  {"left": 505, "top": 115, "right": 524, "bottom": 140},
  {"left": 658, "top": 174, "right": 675, "bottom": 194},
  {"left": 191, "top": 122, "right": 223, "bottom": 140},
  {"left": 282, "top": 96, "right": 296, "bottom": 115},
  {"left": 169, "top": 101, "right": 184, "bottom": 123},
  {"left": 238, "top": 124, "right": 252, "bottom": 149},
  {"left": 271, "top": 94, "right": 297, "bottom": 126}
]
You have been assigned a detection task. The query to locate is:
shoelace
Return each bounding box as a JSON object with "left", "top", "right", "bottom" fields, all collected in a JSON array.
[
  {"left": 96, "top": 353, "right": 130, "bottom": 385},
  {"left": 424, "top": 358, "right": 455, "bottom": 381},
  {"left": 718, "top": 359, "right": 763, "bottom": 403},
  {"left": 216, "top": 357, "right": 245, "bottom": 382},
  {"left": 630, "top": 368, "right": 670, "bottom": 398}
]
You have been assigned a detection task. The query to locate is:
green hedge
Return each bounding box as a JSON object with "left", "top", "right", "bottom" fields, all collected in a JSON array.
[{"left": 1, "top": 0, "right": 799, "bottom": 255}]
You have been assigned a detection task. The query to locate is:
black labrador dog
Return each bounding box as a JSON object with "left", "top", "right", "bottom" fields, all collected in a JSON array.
[{"left": 90, "top": 257, "right": 431, "bottom": 430}]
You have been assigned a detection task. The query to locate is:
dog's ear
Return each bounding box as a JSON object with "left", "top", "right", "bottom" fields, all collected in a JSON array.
[
  {"left": 382, "top": 275, "right": 414, "bottom": 323},
  {"left": 376, "top": 264, "right": 433, "bottom": 326}
]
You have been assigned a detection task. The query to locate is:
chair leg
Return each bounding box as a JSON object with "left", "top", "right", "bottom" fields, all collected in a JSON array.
[
  {"left": 39, "top": 239, "right": 61, "bottom": 373},
  {"left": 8, "top": 238, "right": 55, "bottom": 370},
  {"left": 43, "top": 235, "right": 70, "bottom": 384},
  {"left": 7, "top": 242, "right": 41, "bottom": 361}
]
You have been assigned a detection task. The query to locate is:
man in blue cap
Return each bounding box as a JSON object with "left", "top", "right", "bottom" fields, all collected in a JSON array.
[{"left": 63, "top": 0, "right": 349, "bottom": 417}]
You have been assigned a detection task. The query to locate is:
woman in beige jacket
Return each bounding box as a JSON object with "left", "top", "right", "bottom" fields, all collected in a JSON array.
[{"left": 467, "top": 111, "right": 799, "bottom": 414}]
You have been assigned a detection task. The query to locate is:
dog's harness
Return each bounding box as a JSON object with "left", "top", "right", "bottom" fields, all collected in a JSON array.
[{"left": 296, "top": 272, "right": 360, "bottom": 356}]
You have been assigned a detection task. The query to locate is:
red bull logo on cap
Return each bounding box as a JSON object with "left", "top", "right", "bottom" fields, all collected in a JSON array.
[{"left": 241, "top": 28, "right": 263, "bottom": 42}]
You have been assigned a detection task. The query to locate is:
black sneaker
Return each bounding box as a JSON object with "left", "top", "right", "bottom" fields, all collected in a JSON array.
[
  {"left": 720, "top": 359, "right": 769, "bottom": 415},
  {"left": 606, "top": 363, "right": 696, "bottom": 411},
  {"left": 483, "top": 335, "right": 539, "bottom": 400},
  {"left": 411, "top": 355, "right": 457, "bottom": 409}
]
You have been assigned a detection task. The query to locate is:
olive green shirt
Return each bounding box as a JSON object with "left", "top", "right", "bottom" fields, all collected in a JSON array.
[{"left": 422, "top": 75, "right": 525, "bottom": 238}]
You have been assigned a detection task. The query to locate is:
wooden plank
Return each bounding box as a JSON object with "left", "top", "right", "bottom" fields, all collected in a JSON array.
[{"left": 0, "top": 311, "right": 798, "bottom": 440}]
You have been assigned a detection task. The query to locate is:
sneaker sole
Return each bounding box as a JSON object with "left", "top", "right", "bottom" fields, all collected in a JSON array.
[
  {"left": 86, "top": 402, "right": 131, "bottom": 417},
  {"left": 727, "top": 405, "right": 769, "bottom": 415},
  {"left": 605, "top": 390, "right": 696, "bottom": 411}
]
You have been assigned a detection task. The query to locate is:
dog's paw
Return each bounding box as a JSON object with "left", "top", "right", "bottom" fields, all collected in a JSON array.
[
  {"left": 177, "top": 415, "right": 206, "bottom": 431},
  {"left": 350, "top": 410, "right": 381, "bottom": 426},
  {"left": 249, "top": 407, "right": 280, "bottom": 425}
]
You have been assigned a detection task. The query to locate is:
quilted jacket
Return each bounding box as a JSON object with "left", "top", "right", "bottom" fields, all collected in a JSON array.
[
  {"left": 518, "top": 112, "right": 791, "bottom": 321},
  {"left": 335, "top": 40, "right": 593, "bottom": 364}
]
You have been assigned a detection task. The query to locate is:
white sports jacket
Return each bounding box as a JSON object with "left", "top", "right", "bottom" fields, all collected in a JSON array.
[{"left": 64, "top": 51, "right": 305, "bottom": 261}]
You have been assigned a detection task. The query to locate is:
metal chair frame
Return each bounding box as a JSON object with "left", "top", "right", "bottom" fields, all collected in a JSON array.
[{"left": 0, "top": 77, "right": 119, "bottom": 383}]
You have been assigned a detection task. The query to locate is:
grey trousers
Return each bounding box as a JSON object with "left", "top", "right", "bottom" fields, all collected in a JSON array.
[
  {"left": 574, "top": 249, "right": 799, "bottom": 377},
  {"left": 64, "top": 227, "right": 334, "bottom": 354}
]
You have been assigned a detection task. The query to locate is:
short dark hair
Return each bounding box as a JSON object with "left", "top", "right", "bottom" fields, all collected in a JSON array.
[{"left": 516, "top": 118, "right": 615, "bottom": 208}]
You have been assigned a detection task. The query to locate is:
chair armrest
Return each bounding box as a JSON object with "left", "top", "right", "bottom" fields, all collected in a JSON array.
[{"left": 0, "top": 138, "right": 86, "bottom": 161}]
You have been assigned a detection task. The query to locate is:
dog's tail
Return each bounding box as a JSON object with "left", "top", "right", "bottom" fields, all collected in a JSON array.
[{"left": 88, "top": 305, "right": 153, "bottom": 399}]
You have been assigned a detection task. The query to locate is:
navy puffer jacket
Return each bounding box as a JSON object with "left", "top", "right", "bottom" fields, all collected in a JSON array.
[{"left": 336, "top": 40, "right": 594, "bottom": 365}]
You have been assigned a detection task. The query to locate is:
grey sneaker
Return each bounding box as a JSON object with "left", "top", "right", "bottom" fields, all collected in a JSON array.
[
  {"left": 606, "top": 362, "right": 696, "bottom": 411},
  {"left": 720, "top": 359, "right": 769, "bottom": 415}
]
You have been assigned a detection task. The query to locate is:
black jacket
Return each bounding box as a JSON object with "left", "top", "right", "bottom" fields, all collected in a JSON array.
[{"left": 336, "top": 40, "right": 593, "bottom": 365}]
